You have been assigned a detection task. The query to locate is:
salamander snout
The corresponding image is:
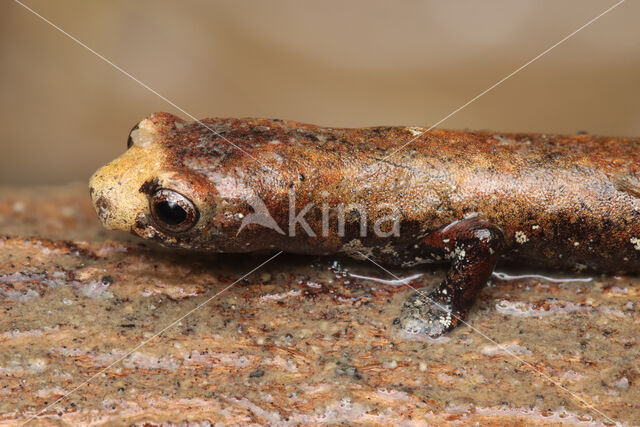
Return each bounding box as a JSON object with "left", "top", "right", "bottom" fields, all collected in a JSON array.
[
  {"left": 88, "top": 140, "right": 165, "bottom": 233},
  {"left": 88, "top": 172, "right": 132, "bottom": 231}
]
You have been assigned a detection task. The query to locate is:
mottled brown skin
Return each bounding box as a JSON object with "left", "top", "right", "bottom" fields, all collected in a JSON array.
[{"left": 90, "top": 112, "right": 640, "bottom": 337}]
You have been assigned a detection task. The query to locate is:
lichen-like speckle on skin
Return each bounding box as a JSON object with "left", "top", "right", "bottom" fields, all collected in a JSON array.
[
  {"left": 474, "top": 229, "right": 491, "bottom": 241},
  {"left": 379, "top": 242, "right": 399, "bottom": 257},
  {"left": 453, "top": 246, "right": 466, "bottom": 260},
  {"left": 89, "top": 121, "right": 167, "bottom": 232},
  {"left": 208, "top": 172, "right": 250, "bottom": 198},
  {"left": 515, "top": 231, "right": 528, "bottom": 244},
  {"left": 341, "top": 239, "right": 374, "bottom": 260},
  {"left": 575, "top": 263, "right": 587, "bottom": 272},
  {"left": 90, "top": 112, "right": 640, "bottom": 337},
  {"left": 405, "top": 127, "right": 425, "bottom": 137}
]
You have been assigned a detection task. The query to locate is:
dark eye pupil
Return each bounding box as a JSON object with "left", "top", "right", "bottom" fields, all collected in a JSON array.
[
  {"left": 149, "top": 188, "right": 198, "bottom": 233},
  {"left": 154, "top": 201, "right": 187, "bottom": 225}
]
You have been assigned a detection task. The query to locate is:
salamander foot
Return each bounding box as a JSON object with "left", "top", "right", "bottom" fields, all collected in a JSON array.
[
  {"left": 399, "top": 286, "right": 464, "bottom": 338},
  {"left": 395, "top": 218, "right": 503, "bottom": 337}
]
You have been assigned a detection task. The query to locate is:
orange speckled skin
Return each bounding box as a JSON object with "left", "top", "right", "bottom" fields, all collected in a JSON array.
[
  {"left": 140, "top": 113, "right": 640, "bottom": 270},
  {"left": 90, "top": 113, "right": 640, "bottom": 336}
]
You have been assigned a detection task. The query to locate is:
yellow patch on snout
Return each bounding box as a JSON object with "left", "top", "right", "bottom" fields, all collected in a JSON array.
[{"left": 89, "top": 121, "right": 167, "bottom": 232}]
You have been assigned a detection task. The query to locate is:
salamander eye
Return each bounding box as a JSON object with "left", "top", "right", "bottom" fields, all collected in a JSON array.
[
  {"left": 149, "top": 189, "right": 199, "bottom": 233},
  {"left": 127, "top": 123, "right": 140, "bottom": 149}
]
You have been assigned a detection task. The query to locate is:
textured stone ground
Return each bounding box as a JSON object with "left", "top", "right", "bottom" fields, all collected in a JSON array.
[{"left": 0, "top": 184, "right": 638, "bottom": 425}]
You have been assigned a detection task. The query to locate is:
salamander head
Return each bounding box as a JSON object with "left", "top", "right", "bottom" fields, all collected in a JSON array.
[{"left": 89, "top": 112, "right": 249, "bottom": 251}]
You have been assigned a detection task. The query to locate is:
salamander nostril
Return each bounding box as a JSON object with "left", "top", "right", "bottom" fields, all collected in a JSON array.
[{"left": 95, "top": 196, "right": 111, "bottom": 219}]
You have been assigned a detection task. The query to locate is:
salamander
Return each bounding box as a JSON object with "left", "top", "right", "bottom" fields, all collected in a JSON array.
[{"left": 89, "top": 112, "right": 640, "bottom": 337}]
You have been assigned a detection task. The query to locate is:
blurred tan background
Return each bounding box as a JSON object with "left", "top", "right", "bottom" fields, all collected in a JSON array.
[{"left": 1, "top": 0, "right": 638, "bottom": 186}]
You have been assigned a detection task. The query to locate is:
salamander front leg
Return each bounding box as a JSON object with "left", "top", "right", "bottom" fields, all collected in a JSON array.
[{"left": 399, "top": 219, "right": 503, "bottom": 337}]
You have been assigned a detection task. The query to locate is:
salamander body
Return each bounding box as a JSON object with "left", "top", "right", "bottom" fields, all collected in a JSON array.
[{"left": 90, "top": 112, "right": 640, "bottom": 336}]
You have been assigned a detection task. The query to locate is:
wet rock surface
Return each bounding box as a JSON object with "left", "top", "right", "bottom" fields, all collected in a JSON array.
[{"left": 0, "top": 184, "right": 638, "bottom": 425}]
